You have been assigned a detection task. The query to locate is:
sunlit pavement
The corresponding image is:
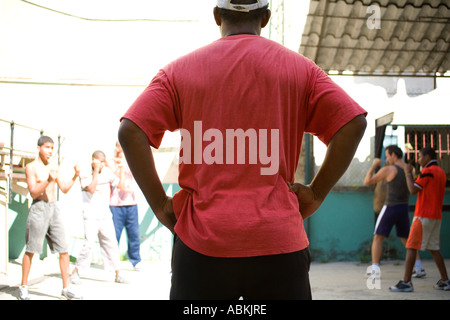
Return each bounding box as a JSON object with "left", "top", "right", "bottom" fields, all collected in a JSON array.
[{"left": 1, "top": 258, "right": 449, "bottom": 300}]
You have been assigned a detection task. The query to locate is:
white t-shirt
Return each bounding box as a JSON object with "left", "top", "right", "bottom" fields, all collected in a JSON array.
[{"left": 79, "top": 166, "right": 118, "bottom": 218}]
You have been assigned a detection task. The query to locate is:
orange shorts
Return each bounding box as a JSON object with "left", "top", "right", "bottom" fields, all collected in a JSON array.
[{"left": 406, "top": 217, "right": 441, "bottom": 251}]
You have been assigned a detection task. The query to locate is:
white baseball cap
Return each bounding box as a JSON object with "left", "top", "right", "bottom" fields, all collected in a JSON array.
[{"left": 217, "top": 0, "right": 269, "bottom": 12}]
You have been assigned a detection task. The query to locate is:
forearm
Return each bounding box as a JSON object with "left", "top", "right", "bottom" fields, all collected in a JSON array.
[
  {"left": 364, "top": 165, "right": 379, "bottom": 185},
  {"left": 118, "top": 119, "right": 174, "bottom": 230},
  {"left": 29, "top": 180, "right": 50, "bottom": 199},
  {"left": 59, "top": 174, "right": 78, "bottom": 193},
  {"left": 85, "top": 172, "right": 99, "bottom": 194},
  {"left": 404, "top": 169, "right": 419, "bottom": 195},
  {"left": 117, "top": 167, "right": 126, "bottom": 190},
  {"left": 310, "top": 115, "right": 367, "bottom": 201},
  {"left": 363, "top": 167, "right": 374, "bottom": 185}
]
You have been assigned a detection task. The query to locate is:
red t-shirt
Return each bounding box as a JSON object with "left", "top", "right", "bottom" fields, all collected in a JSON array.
[
  {"left": 123, "top": 34, "right": 367, "bottom": 258},
  {"left": 414, "top": 160, "right": 446, "bottom": 220}
]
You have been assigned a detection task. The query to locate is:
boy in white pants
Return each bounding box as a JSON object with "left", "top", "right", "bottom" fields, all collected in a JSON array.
[{"left": 71, "top": 150, "right": 127, "bottom": 284}]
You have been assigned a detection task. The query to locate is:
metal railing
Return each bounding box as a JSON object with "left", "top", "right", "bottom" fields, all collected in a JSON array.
[{"left": 0, "top": 118, "right": 64, "bottom": 204}]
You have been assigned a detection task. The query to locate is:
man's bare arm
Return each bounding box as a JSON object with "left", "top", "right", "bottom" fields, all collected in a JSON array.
[
  {"left": 291, "top": 114, "right": 367, "bottom": 219},
  {"left": 364, "top": 159, "right": 389, "bottom": 185},
  {"left": 118, "top": 119, "right": 176, "bottom": 233},
  {"left": 57, "top": 164, "right": 80, "bottom": 194}
]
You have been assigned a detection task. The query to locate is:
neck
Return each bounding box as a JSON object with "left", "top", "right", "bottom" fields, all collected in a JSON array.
[
  {"left": 38, "top": 155, "right": 49, "bottom": 166},
  {"left": 425, "top": 159, "right": 437, "bottom": 167},
  {"left": 221, "top": 23, "right": 261, "bottom": 38}
]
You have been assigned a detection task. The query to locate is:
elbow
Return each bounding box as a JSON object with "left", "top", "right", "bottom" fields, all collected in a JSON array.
[
  {"left": 118, "top": 119, "right": 134, "bottom": 147},
  {"left": 30, "top": 191, "right": 41, "bottom": 199},
  {"left": 354, "top": 114, "right": 368, "bottom": 138},
  {"left": 83, "top": 187, "right": 95, "bottom": 194},
  {"left": 118, "top": 119, "right": 148, "bottom": 148}
]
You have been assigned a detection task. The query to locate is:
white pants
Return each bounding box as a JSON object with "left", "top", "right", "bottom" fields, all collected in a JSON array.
[{"left": 76, "top": 208, "right": 120, "bottom": 272}]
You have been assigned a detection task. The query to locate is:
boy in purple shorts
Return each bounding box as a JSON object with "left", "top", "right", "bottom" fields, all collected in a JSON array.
[{"left": 364, "top": 145, "right": 419, "bottom": 278}]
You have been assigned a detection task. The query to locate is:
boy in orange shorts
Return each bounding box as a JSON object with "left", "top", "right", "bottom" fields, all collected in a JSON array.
[{"left": 390, "top": 147, "right": 449, "bottom": 292}]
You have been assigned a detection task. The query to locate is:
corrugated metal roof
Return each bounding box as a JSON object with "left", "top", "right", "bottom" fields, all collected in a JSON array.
[{"left": 299, "top": 0, "right": 450, "bottom": 76}]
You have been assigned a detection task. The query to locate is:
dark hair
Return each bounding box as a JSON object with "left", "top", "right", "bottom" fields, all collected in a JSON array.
[
  {"left": 37, "top": 135, "right": 54, "bottom": 147},
  {"left": 92, "top": 150, "right": 106, "bottom": 159},
  {"left": 420, "top": 146, "right": 437, "bottom": 160},
  {"left": 217, "top": 0, "right": 269, "bottom": 24},
  {"left": 385, "top": 145, "right": 403, "bottom": 159}
]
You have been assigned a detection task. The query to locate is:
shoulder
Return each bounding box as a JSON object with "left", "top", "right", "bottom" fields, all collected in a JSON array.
[
  {"left": 102, "top": 166, "right": 115, "bottom": 178},
  {"left": 25, "top": 160, "right": 37, "bottom": 175},
  {"left": 419, "top": 166, "right": 434, "bottom": 177},
  {"left": 26, "top": 160, "right": 36, "bottom": 170},
  {"left": 381, "top": 165, "right": 396, "bottom": 176}
]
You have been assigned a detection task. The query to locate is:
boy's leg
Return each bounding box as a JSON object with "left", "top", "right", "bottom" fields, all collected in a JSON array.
[
  {"left": 403, "top": 248, "right": 417, "bottom": 283},
  {"left": 371, "top": 234, "right": 384, "bottom": 264},
  {"left": 21, "top": 252, "right": 34, "bottom": 286},
  {"left": 124, "top": 205, "right": 141, "bottom": 266},
  {"left": 371, "top": 205, "right": 395, "bottom": 266},
  {"left": 110, "top": 205, "right": 125, "bottom": 244},
  {"left": 403, "top": 217, "right": 423, "bottom": 283},
  {"left": 75, "top": 217, "right": 98, "bottom": 272},
  {"left": 98, "top": 216, "right": 121, "bottom": 273},
  {"left": 59, "top": 252, "right": 70, "bottom": 288},
  {"left": 429, "top": 250, "right": 449, "bottom": 281},
  {"left": 22, "top": 201, "right": 49, "bottom": 286}
]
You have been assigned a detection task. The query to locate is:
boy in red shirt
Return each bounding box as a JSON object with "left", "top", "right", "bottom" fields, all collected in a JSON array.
[
  {"left": 390, "top": 147, "right": 449, "bottom": 292},
  {"left": 119, "top": 0, "right": 367, "bottom": 299}
]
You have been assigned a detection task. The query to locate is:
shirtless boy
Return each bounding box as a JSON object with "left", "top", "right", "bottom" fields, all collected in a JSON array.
[{"left": 19, "top": 135, "right": 80, "bottom": 300}]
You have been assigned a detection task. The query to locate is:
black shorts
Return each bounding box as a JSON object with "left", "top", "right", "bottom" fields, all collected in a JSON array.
[
  {"left": 170, "top": 235, "right": 312, "bottom": 300},
  {"left": 374, "top": 204, "right": 410, "bottom": 238}
]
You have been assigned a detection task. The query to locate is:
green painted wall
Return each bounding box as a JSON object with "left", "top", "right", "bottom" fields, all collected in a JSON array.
[
  {"left": 7, "top": 193, "right": 28, "bottom": 260},
  {"left": 6, "top": 186, "right": 450, "bottom": 263},
  {"left": 308, "top": 190, "right": 450, "bottom": 262}
]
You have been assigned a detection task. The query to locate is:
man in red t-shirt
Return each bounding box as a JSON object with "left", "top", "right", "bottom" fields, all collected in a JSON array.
[
  {"left": 119, "top": 0, "right": 367, "bottom": 299},
  {"left": 390, "top": 147, "right": 449, "bottom": 292}
]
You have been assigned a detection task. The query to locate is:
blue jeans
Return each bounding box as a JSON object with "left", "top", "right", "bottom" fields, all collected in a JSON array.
[{"left": 109, "top": 205, "right": 141, "bottom": 266}]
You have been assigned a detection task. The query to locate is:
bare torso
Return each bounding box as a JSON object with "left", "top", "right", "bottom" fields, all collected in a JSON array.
[{"left": 26, "top": 158, "right": 59, "bottom": 202}]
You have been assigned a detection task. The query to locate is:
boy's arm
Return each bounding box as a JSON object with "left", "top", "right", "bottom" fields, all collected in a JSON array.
[
  {"left": 118, "top": 119, "right": 176, "bottom": 233},
  {"left": 83, "top": 163, "right": 100, "bottom": 194},
  {"left": 404, "top": 164, "right": 421, "bottom": 195},
  {"left": 107, "top": 159, "right": 126, "bottom": 191},
  {"left": 291, "top": 114, "right": 367, "bottom": 219},
  {"left": 116, "top": 165, "right": 126, "bottom": 191},
  {"left": 57, "top": 164, "right": 80, "bottom": 194}
]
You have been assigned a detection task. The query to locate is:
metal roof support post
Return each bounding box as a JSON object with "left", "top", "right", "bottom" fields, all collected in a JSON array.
[
  {"left": 8, "top": 122, "right": 14, "bottom": 205},
  {"left": 57, "top": 135, "right": 61, "bottom": 200}
]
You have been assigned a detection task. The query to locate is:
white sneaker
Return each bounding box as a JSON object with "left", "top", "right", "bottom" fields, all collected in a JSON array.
[
  {"left": 434, "top": 279, "right": 450, "bottom": 291},
  {"left": 365, "top": 266, "right": 381, "bottom": 279},
  {"left": 133, "top": 262, "right": 143, "bottom": 272},
  {"left": 115, "top": 273, "right": 129, "bottom": 284},
  {"left": 18, "top": 285, "right": 30, "bottom": 300},
  {"left": 412, "top": 268, "right": 426, "bottom": 278},
  {"left": 61, "top": 287, "right": 83, "bottom": 300},
  {"left": 70, "top": 271, "right": 82, "bottom": 285}
]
